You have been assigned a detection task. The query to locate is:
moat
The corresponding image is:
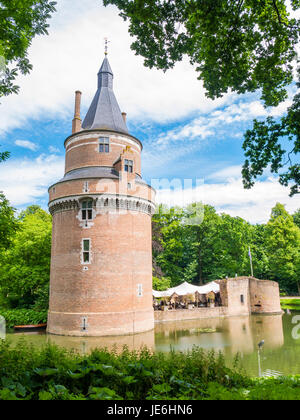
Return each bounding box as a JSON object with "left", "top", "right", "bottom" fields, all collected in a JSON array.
[{"left": 4, "top": 313, "right": 300, "bottom": 377}]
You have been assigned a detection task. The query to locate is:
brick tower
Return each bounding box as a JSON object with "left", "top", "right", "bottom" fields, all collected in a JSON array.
[{"left": 47, "top": 54, "right": 156, "bottom": 336}]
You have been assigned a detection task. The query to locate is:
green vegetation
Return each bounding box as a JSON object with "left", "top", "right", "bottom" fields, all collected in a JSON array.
[
  {"left": 0, "top": 309, "right": 47, "bottom": 329},
  {"left": 0, "top": 205, "right": 51, "bottom": 310},
  {"left": 0, "top": 192, "right": 19, "bottom": 252},
  {"left": 0, "top": 202, "right": 51, "bottom": 326},
  {"left": 0, "top": 197, "right": 299, "bottom": 323},
  {"left": 153, "top": 203, "right": 300, "bottom": 294},
  {"left": 0, "top": 341, "right": 300, "bottom": 400},
  {"left": 281, "top": 299, "right": 300, "bottom": 311},
  {"left": 0, "top": 0, "right": 57, "bottom": 98},
  {"left": 104, "top": 0, "right": 300, "bottom": 195}
]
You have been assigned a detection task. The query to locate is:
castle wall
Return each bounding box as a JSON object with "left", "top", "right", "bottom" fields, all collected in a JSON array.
[
  {"left": 48, "top": 207, "right": 154, "bottom": 336},
  {"left": 49, "top": 178, "right": 155, "bottom": 204},
  {"left": 249, "top": 278, "right": 282, "bottom": 314},
  {"left": 220, "top": 278, "right": 251, "bottom": 316},
  {"left": 64, "top": 131, "right": 142, "bottom": 176},
  {"left": 154, "top": 307, "right": 228, "bottom": 323}
]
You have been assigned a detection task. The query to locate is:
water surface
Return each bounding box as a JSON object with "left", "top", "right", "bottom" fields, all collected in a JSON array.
[{"left": 4, "top": 313, "right": 300, "bottom": 377}]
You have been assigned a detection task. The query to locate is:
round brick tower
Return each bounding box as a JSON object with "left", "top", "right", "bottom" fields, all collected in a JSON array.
[{"left": 47, "top": 55, "right": 155, "bottom": 336}]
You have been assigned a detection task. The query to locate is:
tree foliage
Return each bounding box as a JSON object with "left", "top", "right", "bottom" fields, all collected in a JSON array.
[
  {"left": 0, "top": 192, "right": 19, "bottom": 251},
  {"left": 0, "top": 0, "right": 57, "bottom": 97},
  {"left": 242, "top": 69, "right": 300, "bottom": 196},
  {"left": 153, "top": 202, "right": 300, "bottom": 294},
  {"left": 264, "top": 203, "right": 300, "bottom": 293},
  {"left": 104, "top": 0, "right": 299, "bottom": 107},
  {"left": 0, "top": 205, "right": 52, "bottom": 309},
  {"left": 104, "top": 0, "right": 300, "bottom": 194}
]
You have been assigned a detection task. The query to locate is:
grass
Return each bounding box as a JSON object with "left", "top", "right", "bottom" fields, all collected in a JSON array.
[
  {"left": 0, "top": 340, "right": 300, "bottom": 400},
  {"left": 281, "top": 299, "right": 300, "bottom": 311}
]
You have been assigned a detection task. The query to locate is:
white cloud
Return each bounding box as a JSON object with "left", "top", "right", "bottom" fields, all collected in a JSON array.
[
  {"left": 154, "top": 95, "right": 295, "bottom": 148},
  {"left": 15, "top": 140, "right": 38, "bottom": 151},
  {"left": 0, "top": 154, "right": 64, "bottom": 206},
  {"left": 0, "top": 0, "right": 231, "bottom": 136},
  {"left": 155, "top": 176, "right": 300, "bottom": 224},
  {"left": 207, "top": 165, "right": 243, "bottom": 181},
  {"left": 49, "top": 145, "right": 60, "bottom": 153}
]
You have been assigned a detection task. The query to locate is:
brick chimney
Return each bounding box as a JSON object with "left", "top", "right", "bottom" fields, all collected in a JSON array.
[{"left": 72, "top": 91, "right": 82, "bottom": 134}]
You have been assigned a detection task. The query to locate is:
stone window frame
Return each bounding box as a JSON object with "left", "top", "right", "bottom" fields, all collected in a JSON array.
[
  {"left": 83, "top": 181, "right": 89, "bottom": 193},
  {"left": 80, "top": 198, "right": 94, "bottom": 222},
  {"left": 99, "top": 136, "right": 110, "bottom": 153},
  {"left": 137, "top": 284, "right": 143, "bottom": 298},
  {"left": 82, "top": 238, "right": 91, "bottom": 265},
  {"left": 124, "top": 159, "right": 133, "bottom": 173}
]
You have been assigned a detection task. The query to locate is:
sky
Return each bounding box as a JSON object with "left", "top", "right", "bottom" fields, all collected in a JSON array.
[{"left": 0, "top": 0, "right": 299, "bottom": 224}]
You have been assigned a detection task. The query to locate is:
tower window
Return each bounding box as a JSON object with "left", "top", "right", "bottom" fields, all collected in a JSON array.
[
  {"left": 81, "top": 200, "right": 93, "bottom": 221},
  {"left": 82, "top": 239, "right": 91, "bottom": 264},
  {"left": 83, "top": 181, "right": 89, "bottom": 193},
  {"left": 137, "top": 284, "right": 143, "bottom": 297},
  {"left": 99, "top": 137, "right": 110, "bottom": 153},
  {"left": 240, "top": 295, "right": 244, "bottom": 304},
  {"left": 124, "top": 159, "right": 133, "bottom": 173}
]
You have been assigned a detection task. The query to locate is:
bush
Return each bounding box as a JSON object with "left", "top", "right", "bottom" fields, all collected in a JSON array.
[
  {"left": 1, "top": 341, "right": 299, "bottom": 400},
  {"left": 0, "top": 309, "right": 48, "bottom": 329}
]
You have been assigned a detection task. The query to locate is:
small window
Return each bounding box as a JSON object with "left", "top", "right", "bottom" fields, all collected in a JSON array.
[
  {"left": 128, "top": 183, "right": 132, "bottom": 190},
  {"left": 240, "top": 295, "right": 244, "bottom": 304},
  {"left": 124, "top": 159, "right": 133, "bottom": 173},
  {"left": 81, "top": 317, "right": 88, "bottom": 332},
  {"left": 83, "top": 181, "right": 89, "bottom": 193},
  {"left": 99, "top": 137, "right": 110, "bottom": 153},
  {"left": 81, "top": 200, "right": 93, "bottom": 221},
  {"left": 82, "top": 239, "right": 91, "bottom": 264},
  {"left": 137, "top": 284, "right": 143, "bottom": 297}
]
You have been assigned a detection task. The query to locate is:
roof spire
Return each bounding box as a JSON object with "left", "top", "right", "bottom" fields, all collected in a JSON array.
[{"left": 81, "top": 53, "right": 129, "bottom": 134}]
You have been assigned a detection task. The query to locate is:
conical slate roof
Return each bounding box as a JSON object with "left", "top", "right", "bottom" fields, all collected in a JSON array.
[{"left": 82, "top": 57, "right": 129, "bottom": 134}]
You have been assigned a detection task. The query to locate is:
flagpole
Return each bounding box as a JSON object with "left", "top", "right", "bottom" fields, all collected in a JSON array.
[{"left": 249, "top": 247, "right": 254, "bottom": 277}]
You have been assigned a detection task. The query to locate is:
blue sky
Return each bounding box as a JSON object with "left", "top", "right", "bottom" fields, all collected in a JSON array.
[{"left": 0, "top": 0, "right": 299, "bottom": 223}]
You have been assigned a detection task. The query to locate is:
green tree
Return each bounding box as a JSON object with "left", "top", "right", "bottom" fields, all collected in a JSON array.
[
  {"left": 152, "top": 276, "right": 171, "bottom": 291},
  {"left": 152, "top": 205, "right": 186, "bottom": 286},
  {"left": 215, "top": 213, "right": 253, "bottom": 278},
  {"left": 0, "top": 0, "right": 57, "bottom": 97},
  {"left": 249, "top": 224, "right": 270, "bottom": 279},
  {"left": 104, "top": 0, "right": 300, "bottom": 194},
  {"left": 104, "top": 0, "right": 299, "bottom": 107},
  {"left": 265, "top": 203, "right": 300, "bottom": 293},
  {"left": 293, "top": 208, "right": 300, "bottom": 228},
  {"left": 242, "top": 69, "right": 300, "bottom": 196},
  {"left": 0, "top": 192, "right": 19, "bottom": 251},
  {"left": 0, "top": 149, "right": 9, "bottom": 162},
  {"left": 183, "top": 204, "right": 220, "bottom": 284},
  {"left": 0, "top": 206, "right": 52, "bottom": 308}
]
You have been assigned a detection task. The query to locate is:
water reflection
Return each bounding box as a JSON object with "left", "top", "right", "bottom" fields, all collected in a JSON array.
[
  {"left": 5, "top": 314, "right": 300, "bottom": 376},
  {"left": 47, "top": 330, "right": 155, "bottom": 354},
  {"left": 155, "top": 314, "right": 284, "bottom": 357}
]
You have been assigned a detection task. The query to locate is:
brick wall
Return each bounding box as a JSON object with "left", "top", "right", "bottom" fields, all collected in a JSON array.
[
  {"left": 154, "top": 307, "right": 228, "bottom": 323},
  {"left": 249, "top": 279, "right": 282, "bottom": 314}
]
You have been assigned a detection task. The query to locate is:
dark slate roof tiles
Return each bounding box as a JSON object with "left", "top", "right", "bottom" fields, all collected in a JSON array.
[{"left": 82, "top": 57, "right": 129, "bottom": 134}]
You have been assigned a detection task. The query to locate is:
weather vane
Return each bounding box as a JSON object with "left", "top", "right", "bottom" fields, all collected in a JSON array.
[{"left": 104, "top": 37, "right": 110, "bottom": 56}]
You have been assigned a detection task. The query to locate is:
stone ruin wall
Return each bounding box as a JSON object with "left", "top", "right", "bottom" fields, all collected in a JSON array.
[{"left": 249, "top": 278, "right": 282, "bottom": 314}]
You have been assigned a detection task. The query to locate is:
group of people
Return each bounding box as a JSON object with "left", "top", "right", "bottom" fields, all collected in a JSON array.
[{"left": 153, "top": 293, "right": 222, "bottom": 311}]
